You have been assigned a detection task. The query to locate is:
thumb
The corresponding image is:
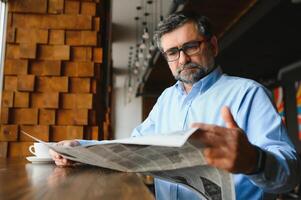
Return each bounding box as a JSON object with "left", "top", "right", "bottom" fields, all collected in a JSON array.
[{"left": 221, "top": 106, "right": 238, "bottom": 128}]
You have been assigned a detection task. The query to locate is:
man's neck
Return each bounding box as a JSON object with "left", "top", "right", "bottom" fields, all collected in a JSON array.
[
  {"left": 182, "top": 65, "right": 217, "bottom": 94},
  {"left": 183, "top": 83, "right": 193, "bottom": 94}
]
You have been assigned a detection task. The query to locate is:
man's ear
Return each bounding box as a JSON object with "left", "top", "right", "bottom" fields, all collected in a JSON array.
[{"left": 209, "top": 36, "right": 219, "bottom": 57}]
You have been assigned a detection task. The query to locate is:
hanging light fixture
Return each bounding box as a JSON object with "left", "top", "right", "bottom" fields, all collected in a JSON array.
[
  {"left": 142, "top": 13, "right": 150, "bottom": 39},
  {"left": 146, "top": 1, "right": 153, "bottom": 40},
  {"left": 143, "top": 59, "right": 149, "bottom": 68},
  {"left": 159, "top": 0, "right": 164, "bottom": 22},
  {"left": 142, "top": 27, "right": 149, "bottom": 39},
  {"left": 133, "top": 67, "right": 139, "bottom": 75},
  {"left": 138, "top": 49, "right": 144, "bottom": 58},
  {"left": 125, "top": 0, "right": 167, "bottom": 100},
  {"left": 135, "top": 60, "right": 140, "bottom": 67},
  {"left": 128, "top": 46, "right": 133, "bottom": 64},
  {"left": 139, "top": 38, "right": 147, "bottom": 49},
  {"left": 135, "top": 5, "right": 142, "bottom": 58},
  {"left": 149, "top": 41, "right": 156, "bottom": 51},
  {"left": 146, "top": 49, "right": 152, "bottom": 59}
]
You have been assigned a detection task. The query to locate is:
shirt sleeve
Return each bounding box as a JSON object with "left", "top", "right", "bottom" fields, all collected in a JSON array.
[
  {"left": 236, "top": 84, "right": 301, "bottom": 193},
  {"left": 76, "top": 139, "right": 106, "bottom": 146}
]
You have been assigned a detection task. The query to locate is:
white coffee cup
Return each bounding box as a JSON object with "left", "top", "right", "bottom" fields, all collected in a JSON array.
[{"left": 29, "top": 142, "right": 55, "bottom": 158}]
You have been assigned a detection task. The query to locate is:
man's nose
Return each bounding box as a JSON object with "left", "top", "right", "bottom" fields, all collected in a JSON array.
[{"left": 178, "top": 50, "right": 190, "bottom": 65}]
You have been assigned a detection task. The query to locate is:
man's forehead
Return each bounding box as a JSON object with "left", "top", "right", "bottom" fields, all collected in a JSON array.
[{"left": 160, "top": 22, "right": 204, "bottom": 51}]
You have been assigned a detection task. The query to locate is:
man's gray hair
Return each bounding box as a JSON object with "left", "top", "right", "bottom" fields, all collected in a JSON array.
[{"left": 153, "top": 11, "right": 213, "bottom": 51}]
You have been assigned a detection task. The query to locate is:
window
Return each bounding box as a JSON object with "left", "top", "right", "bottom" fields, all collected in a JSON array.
[
  {"left": 271, "top": 86, "right": 286, "bottom": 125},
  {"left": 296, "top": 81, "right": 301, "bottom": 140},
  {"left": 0, "top": 0, "right": 8, "bottom": 102}
]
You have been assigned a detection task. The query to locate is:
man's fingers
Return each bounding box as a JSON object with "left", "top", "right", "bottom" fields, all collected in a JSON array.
[
  {"left": 50, "top": 149, "right": 62, "bottom": 159},
  {"left": 191, "top": 123, "right": 226, "bottom": 135},
  {"left": 54, "top": 158, "right": 75, "bottom": 167},
  {"left": 49, "top": 140, "right": 80, "bottom": 167},
  {"left": 204, "top": 147, "right": 227, "bottom": 159},
  {"left": 50, "top": 149, "right": 71, "bottom": 166},
  {"left": 221, "top": 106, "right": 238, "bottom": 128},
  {"left": 190, "top": 129, "right": 226, "bottom": 147}
]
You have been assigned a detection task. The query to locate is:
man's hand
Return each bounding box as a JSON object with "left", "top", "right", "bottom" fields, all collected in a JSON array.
[
  {"left": 191, "top": 106, "right": 258, "bottom": 174},
  {"left": 49, "top": 140, "right": 80, "bottom": 167}
]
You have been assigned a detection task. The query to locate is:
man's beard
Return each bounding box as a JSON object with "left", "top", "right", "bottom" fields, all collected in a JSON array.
[{"left": 174, "top": 62, "right": 214, "bottom": 84}]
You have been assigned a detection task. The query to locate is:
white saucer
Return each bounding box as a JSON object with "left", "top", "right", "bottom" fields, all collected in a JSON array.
[{"left": 26, "top": 156, "right": 54, "bottom": 164}]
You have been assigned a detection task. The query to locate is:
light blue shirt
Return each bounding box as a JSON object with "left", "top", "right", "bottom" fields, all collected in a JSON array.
[{"left": 131, "top": 67, "right": 300, "bottom": 200}]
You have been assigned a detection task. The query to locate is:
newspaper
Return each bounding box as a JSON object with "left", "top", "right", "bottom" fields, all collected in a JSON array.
[{"left": 22, "top": 129, "right": 235, "bottom": 200}]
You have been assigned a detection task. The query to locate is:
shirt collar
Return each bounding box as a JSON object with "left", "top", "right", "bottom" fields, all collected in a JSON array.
[{"left": 175, "top": 66, "right": 223, "bottom": 95}]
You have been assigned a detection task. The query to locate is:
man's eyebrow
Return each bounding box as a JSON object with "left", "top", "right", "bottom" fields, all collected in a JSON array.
[
  {"left": 164, "top": 40, "right": 200, "bottom": 52},
  {"left": 182, "top": 40, "right": 200, "bottom": 46},
  {"left": 165, "top": 46, "right": 178, "bottom": 52}
]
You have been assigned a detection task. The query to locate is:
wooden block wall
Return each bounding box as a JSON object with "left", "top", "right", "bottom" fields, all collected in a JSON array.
[{"left": 1, "top": 0, "right": 105, "bottom": 157}]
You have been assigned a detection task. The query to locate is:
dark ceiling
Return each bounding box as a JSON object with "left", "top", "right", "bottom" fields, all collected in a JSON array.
[
  {"left": 140, "top": 0, "right": 301, "bottom": 96},
  {"left": 218, "top": 0, "right": 301, "bottom": 85}
]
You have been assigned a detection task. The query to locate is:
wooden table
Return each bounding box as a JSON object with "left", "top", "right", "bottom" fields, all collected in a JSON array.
[{"left": 0, "top": 158, "right": 154, "bottom": 200}]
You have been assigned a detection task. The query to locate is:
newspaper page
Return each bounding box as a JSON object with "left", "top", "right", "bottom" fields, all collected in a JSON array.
[
  {"left": 50, "top": 140, "right": 206, "bottom": 172},
  {"left": 149, "top": 165, "right": 235, "bottom": 200},
  {"left": 21, "top": 129, "right": 235, "bottom": 200}
]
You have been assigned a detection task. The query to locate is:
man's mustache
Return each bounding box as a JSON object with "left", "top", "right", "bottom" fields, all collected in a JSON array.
[{"left": 176, "top": 62, "right": 203, "bottom": 74}]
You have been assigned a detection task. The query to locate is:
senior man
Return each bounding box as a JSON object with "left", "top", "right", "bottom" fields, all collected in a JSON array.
[{"left": 51, "top": 11, "right": 300, "bottom": 200}]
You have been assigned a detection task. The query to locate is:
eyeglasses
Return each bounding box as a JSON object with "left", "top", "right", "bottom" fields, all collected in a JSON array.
[{"left": 162, "top": 40, "right": 208, "bottom": 62}]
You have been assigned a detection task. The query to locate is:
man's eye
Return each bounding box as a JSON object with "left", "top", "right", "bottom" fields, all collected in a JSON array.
[
  {"left": 184, "top": 44, "right": 198, "bottom": 51},
  {"left": 166, "top": 50, "right": 178, "bottom": 56},
  {"left": 183, "top": 44, "right": 199, "bottom": 54}
]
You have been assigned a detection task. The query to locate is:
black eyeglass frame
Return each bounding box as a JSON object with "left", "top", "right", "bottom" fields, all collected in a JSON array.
[{"left": 162, "top": 39, "right": 209, "bottom": 62}]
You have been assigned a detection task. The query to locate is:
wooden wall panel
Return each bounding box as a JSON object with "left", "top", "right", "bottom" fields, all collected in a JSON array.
[
  {"left": 6, "top": 44, "right": 20, "bottom": 59},
  {"left": 16, "top": 29, "right": 48, "bottom": 44},
  {"left": 14, "top": 92, "right": 30, "bottom": 108},
  {"left": 63, "top": 62, "right": 94, "bottom": 77},
  {"left": 36, "top": 77, "right": 68, "bottom": 92},
  {"left": 8, "top": 142, "right": 33, "bottom": 157},
  {"left": 19, "top": 43, "right": 37, "bottom": 59},
  {"left": 93, "top": 48, "right": 103, "bottom": 63},
  {"left": 12, "top": 109, "right": 38, "bottom": 125},
  {"left": 1, "top": 91, "right": 14, "bottom": 107},
  {"left": 13, "top": 14, "right": 92, "bottom": 30},
  {"left": 61, "top": 94, "right": 93, "bottom": 109},
  {"left": 4, "top": 76, "right": 18, "bottom": 91},
  {"left": 4, "top": 59, "right": 28, "bottom": 75},
  {"left": 66, "top": 31, "right": 97, "bottom": 46},
  {"left": 31, "top": 93, "right": 59, "bottom": 108},
  {"left": 30, "top": 61, "right": 61, "bottom": 76},
  {"left": 0, "top": 125, "right": 18, "bottom": 141},
  {"left": 49, "top": 30, "right": 65, "bottom": 45},
  {"left": 0, "top": 108, "right": 10, "bottom": 124},
  {"left": 0, "top": 142, "right": 8, "bottom": 158},
  {"left": 71, "top": 47, "right": 92, "bottom": 61},
  {"left": 70, "top": 78, "right": 91, "bottom": 93},
  {"left": 57, "top": 109, "right": 88, "bottom": 125},
  {"left": 1, "top": 0, "right": 108, "bottom": 157},
  {"left": 9, "top": 0, "right": 47, "bottom": 14},
  {"left": 39, "top": 109, "right": 56, "bottom": 125},
  {"left": 38, "top": 45, "right": 70, "bottom": 61},
  {"left": 6, "top": 27, "right": 15, "bottom": 43},
  {"left": 52, "top": 126, "right": 84, "bottom": 141},
  {"left": 65, "top": 0, "right": 80, "bottom": 14},
  {"left": 48, "top": 0, "right": 64, "bottom": 14},
  {"left": 81, "top": 2, "right": 97, "bottom": 16},
  {"left": 19, "top": 125, "right": 49, "bottom": 141},
  {"left": 17, "top": 75, "right": 35, "bottom": 91}
]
